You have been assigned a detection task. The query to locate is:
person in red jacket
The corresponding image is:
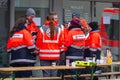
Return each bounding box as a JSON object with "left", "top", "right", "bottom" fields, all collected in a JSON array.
[
  {"left": 65, "top": 18, "right": 86, "bottom": 80},
  {"left": 25, "top": 8, "right": 39, "bottom": 43},
  {"left": 44, "top": 12, "right": 67, "bottom": 66},
  {"left": 36, "top": 13, "right": 63, "bottom": 77},
  {"left": 85, "top": 21, "right": 102, "bottom": 80},
  {"left": 85, "top": 21, "right": 102, "bottom": 60},
  {"left": 44, "top": 12, "right": 68, "bottom": 76},
  {"left": 7, "top": 17, "right": 36, "bottom": 78}
]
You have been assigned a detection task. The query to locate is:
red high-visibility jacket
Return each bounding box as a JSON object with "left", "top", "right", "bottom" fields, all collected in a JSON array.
[
  {"left": 36, "top": 25, "right": 63, "bottom": 60},
  {"left": 27, "top": 21, "right": 39, "bottom": 35},
  {"left": 44, "top": 20, "right": 67, "bottom": 52},
  {"left": 65, "top": 28, "right": 85, "bottom": 49},
  {"left": 7, "top": 29, "right": 36, "bottom": 64},
  {"left": 86, "top": 30, "right": 102, "bottom": 51}
]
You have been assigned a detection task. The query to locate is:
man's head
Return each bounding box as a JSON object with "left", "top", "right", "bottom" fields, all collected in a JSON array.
[
  {"left": 26, "top": 8, "right": 36, "bottom": 22},
  {"left": 26, "top": 8, "right": 36, "bottom": 16},
  {"left": 49, "top": 12, "right": 58, "bottom": 21},
  {"left": 49, "top": 12, "right": 58, "bottom": 26},
  {"left": 72, "top": 12, "right": 80, "bottom": 18},
  {"left": 89, "top": 21, "right": 99, "bottom": 31}
]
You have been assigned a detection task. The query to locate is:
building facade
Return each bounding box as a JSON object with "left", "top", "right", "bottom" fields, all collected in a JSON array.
[{"left": 0, "top": 0, "right": 120, "bottom": 70}]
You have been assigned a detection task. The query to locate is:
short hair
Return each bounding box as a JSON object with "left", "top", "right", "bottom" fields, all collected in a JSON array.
[{"left": 49, "top": 12, "right": 57, "bottom": 15}]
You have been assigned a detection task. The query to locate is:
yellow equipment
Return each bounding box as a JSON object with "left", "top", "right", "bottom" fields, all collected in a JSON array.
[{"left": 75, "top": 61, "right": 96, "bottom": 67}]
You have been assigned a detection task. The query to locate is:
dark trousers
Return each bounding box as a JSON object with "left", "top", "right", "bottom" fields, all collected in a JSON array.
[
  {"left": 84, "top": 48, "right": 101, "bottom": 60},
  {"left": 11, "top": 63, "right": 34, "bottom": 78},
  {"left": 65, "top": 47, "right": 85, "bottom": 80},
  {"left": 58, "top": 52, "right": 66, "bottom": 76},
  {"left": 84, "top": 48, "right": 100, "bottom": 80}
]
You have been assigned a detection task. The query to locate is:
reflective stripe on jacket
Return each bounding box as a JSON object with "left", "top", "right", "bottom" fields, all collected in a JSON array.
[
  {"left": 36, "top": 25, "right": 63, "bottom": 60},
  {"left": 7, "top": 29, "right": 36, "bottom": 64},
  {"left": 86, "top": 30, "right": 102, "bottom": 51},
  {"left": 60, "top": 25, "right": 68, "bottom": 51},
  {"left": 65, "top": 28, "right": 85, "bottom": 48}
]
